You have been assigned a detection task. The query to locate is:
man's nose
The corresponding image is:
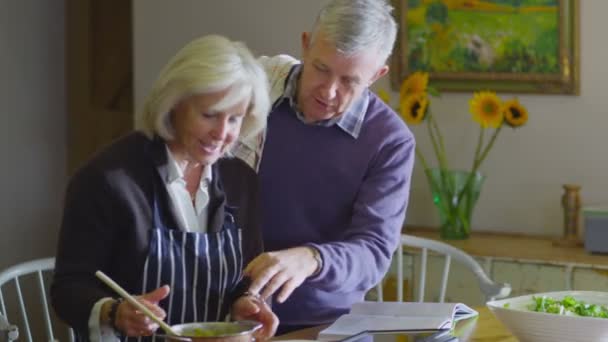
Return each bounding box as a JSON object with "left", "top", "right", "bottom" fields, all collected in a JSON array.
[{"left": 320, "top": 79, "right": 338, "bottom": 100}]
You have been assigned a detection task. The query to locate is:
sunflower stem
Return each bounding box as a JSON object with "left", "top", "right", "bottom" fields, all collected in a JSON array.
[
  {"left": 426, "top": 112, "right": 446, "bottom": 170},
  {"left": 427, "top": 111, "right": 449, "bottom": 170},
  {"left": 425, "top": 111, "right": 453, "bottom": 201},
  {"left": 431, "top": 112, "right": 454, "bottom": 198},
  {"left": 475, "top": 125, "right": 503, "bottom": 169},
  {"left": 455, "top": 124, "right": 504, "bottom": 205},
  {"left": 415, "top": 148, "right": 429, "bottom": 171},
  {"left": 473, "top": 126, "right": 485, "bottom": 171},
  {"left": 431, "top": 112, "right": 449, "bottom": 169}
]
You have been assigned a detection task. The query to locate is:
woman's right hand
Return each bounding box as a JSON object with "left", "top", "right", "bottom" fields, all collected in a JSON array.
[{"left": 112, "top": 285, "right": 170, "bottom": 336}]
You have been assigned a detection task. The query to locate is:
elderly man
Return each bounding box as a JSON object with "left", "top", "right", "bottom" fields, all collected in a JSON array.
[{"left": 236, "top": 0, "right": 415, "bottom": 334}]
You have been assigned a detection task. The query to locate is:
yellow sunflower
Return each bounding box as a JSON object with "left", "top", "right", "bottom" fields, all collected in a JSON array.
[
  {"left": 469, "top": 91, "right": 503, "bottom": 128},
  {"left": 376, "top": 88, "right": 391, "bottom": 105},
  {"left": 503, "top": 98, "right": 529, "bottom": 128},
  {"left": 400, "top": 93, "right": 428, "bottom": 125},
  {"left": 400, "top": 71, "right": 429, "bottom": 99}
]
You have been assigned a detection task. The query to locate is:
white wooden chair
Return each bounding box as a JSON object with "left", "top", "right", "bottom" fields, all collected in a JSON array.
[
  {"left": 376, "top": 234, "right": 511, "bottom": 303},
  {"left": 0, "top": 311, "right": 18, "bottom": 341},
  {"left": 0, "top": 257, "right": 74, "bottom": 342}
]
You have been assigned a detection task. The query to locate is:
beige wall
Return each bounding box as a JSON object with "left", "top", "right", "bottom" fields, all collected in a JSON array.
[
  {"left": 134, "top": 0, "right": 327, "bottom": 109},
  {"left": 0, "top": 0, "right": 66, "bottom": 269},
  {"left": 134, "top": 1, "right": 607, "bottom": 236}
]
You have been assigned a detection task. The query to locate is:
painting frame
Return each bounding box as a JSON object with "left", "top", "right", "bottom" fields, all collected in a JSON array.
[{"left": 390, "top": 0, "right": 580, "bottom": 95}]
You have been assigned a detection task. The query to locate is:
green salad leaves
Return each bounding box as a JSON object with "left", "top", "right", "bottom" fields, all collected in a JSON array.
[{"left": 525, "top": 295, "right": 608, "bottom": 318}]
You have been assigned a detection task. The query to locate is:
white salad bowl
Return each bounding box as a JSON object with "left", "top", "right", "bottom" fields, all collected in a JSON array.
[{"left": 487, "top": 291, "right": 608, "bottom": 342}]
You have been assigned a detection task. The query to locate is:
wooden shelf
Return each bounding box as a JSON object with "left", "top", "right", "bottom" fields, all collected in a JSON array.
[{"left": 406, "top": 227, "right": 608, "bottom": 267}]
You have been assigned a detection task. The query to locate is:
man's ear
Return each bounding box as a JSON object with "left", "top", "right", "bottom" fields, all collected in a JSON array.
[{"left": 369, "top": 65, "right": 390, "bottom": 86}]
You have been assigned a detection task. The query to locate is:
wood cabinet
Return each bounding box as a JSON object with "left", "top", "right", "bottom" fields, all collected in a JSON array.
[
  {"left": 381, "top": 228, "right": 608, "bottom": 306},
  {"left": 65, "top": 0, "right": 133, "bottom": 173}
]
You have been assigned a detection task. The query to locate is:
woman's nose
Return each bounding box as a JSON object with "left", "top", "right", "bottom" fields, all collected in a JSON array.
[{"left": 211, "top": 118, "right": 230, "bottom": 140}]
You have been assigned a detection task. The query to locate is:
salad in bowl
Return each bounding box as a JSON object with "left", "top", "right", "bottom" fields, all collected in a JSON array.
[{"left": 487, "top": 291, "right": 608, "bottom": 342}]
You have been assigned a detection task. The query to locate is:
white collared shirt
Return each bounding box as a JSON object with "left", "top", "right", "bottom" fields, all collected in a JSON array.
[{"left": 164, "top": 145, "right": 212, "bottom": 233}]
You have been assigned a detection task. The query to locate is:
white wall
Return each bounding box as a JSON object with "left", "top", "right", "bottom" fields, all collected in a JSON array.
[
  {"left": 134, "top": 1, "right": 608, "bottom": 236},
  {"left": 0, "top": 1, "right": 66, "bottom": 269}
]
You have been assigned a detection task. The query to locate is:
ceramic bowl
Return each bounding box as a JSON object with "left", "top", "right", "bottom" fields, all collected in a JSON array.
[
  {"left": 487, "top": 291, "right": 608, "bottom": 342},
  {"left": 169, "top": 320, "right": 261, "bottom": 342}
]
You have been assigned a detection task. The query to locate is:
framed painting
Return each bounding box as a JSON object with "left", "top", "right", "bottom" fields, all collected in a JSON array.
[{"left": 390, "top": 0, "right": 580, "bottom": 94}]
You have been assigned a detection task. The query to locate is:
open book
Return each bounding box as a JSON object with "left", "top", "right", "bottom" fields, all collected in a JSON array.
[{"left": 317, "top": 301, "right": 478, "bottom": 341}]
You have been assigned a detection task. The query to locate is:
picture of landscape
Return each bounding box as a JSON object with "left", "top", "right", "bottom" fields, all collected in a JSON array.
[{"left": 404, "top": 0, "right": 561, "bottom": 74}]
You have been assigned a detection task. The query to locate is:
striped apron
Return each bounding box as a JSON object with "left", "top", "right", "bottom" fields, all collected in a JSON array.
[{"left": 125, "top": 191, "right": 244, "bottom": 342}]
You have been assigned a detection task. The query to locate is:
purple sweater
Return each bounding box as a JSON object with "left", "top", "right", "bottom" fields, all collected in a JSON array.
[{"left": 258, "top": 92, "right": 416, "bottom": 325}]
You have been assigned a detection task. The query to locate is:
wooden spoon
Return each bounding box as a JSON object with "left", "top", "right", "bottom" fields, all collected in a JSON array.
[{"left": 95, "top": 270, "right": 184, "bottom": 339}]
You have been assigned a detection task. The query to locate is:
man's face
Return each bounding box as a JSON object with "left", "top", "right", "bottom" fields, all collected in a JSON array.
[{"left": 296, "top": 32, "right": 388, "bottom": 123}]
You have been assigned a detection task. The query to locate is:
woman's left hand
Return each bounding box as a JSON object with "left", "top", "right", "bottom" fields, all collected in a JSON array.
[{"left": 231, "top": 294, "right": 278, "bottom": 341}]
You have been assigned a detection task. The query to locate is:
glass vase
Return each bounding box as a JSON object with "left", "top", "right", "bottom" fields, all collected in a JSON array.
[{"left": 425, "top": 168, "right": 485, "bottom": 240}]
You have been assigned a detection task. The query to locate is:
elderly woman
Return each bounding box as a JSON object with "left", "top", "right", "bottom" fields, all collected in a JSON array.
[{"left": 51, "top": 35, "right": 277, "bottom": 341}]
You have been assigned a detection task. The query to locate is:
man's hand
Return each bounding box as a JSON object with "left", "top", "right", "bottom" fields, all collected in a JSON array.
[
  {"left": 111, "top": 285, "right": 170, "bottom": 336},
  {"left": 244, "top": 247, "right": 320, "bottom": 303},
  {"left": 231, "top": 294, "right": 278, "bottom": 341}
]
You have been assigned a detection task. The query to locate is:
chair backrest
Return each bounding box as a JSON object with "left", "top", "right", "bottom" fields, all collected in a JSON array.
[
  {"left": 0, "top": 257, "right": 74, "bottom": 342},
  {"left": 377, "top": 234, "right": 511, "bottom": 303}
]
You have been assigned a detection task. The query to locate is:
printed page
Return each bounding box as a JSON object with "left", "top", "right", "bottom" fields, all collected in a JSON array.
[
  {"left": 351, "top": 301, "right": 457, "bottom": 317},
  {"left": 317, "top": 314, "right": 450, "bottom": 341},
  {"left": 452, "top": 303, "right": 478, "bottom": 321}
]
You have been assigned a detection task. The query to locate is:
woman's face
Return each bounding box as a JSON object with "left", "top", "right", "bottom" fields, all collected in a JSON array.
[{"left": 168, "top": 88, "right": 249, "bottom": 166}]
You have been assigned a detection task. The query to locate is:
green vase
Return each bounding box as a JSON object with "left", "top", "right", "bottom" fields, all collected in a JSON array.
[{"left": 425, "top": 168, "right": 485, "bottom": 240}]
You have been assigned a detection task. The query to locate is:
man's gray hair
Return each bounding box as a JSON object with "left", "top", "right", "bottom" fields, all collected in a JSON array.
[
  {"left": 134, "top": 34, "right": 270, "bottom": 144},
  {"left": 310, "top": 0, "right": 397, "bottom": 65}
]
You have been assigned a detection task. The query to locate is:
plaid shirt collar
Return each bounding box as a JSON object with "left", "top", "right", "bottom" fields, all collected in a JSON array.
[{"left": 275, "top": 64, "right": 369, "bottom": 139}]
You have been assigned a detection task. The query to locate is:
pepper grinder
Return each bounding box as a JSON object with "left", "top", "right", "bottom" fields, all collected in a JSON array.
[{"left": 554, "top": 184, "right": 583, "bottom": 247}]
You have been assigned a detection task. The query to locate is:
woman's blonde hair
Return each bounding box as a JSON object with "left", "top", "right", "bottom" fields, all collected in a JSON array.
[{"left": 135, "top": 34, "right": 270, "bottom": 144}]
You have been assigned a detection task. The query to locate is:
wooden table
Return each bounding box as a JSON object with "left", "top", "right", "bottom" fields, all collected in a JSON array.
[
  {"left": 275, "top": 307, "right": 517, "bottom": 341},
  {"left": 454, "top": 307, "right": 516, "bottom": 341}
]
